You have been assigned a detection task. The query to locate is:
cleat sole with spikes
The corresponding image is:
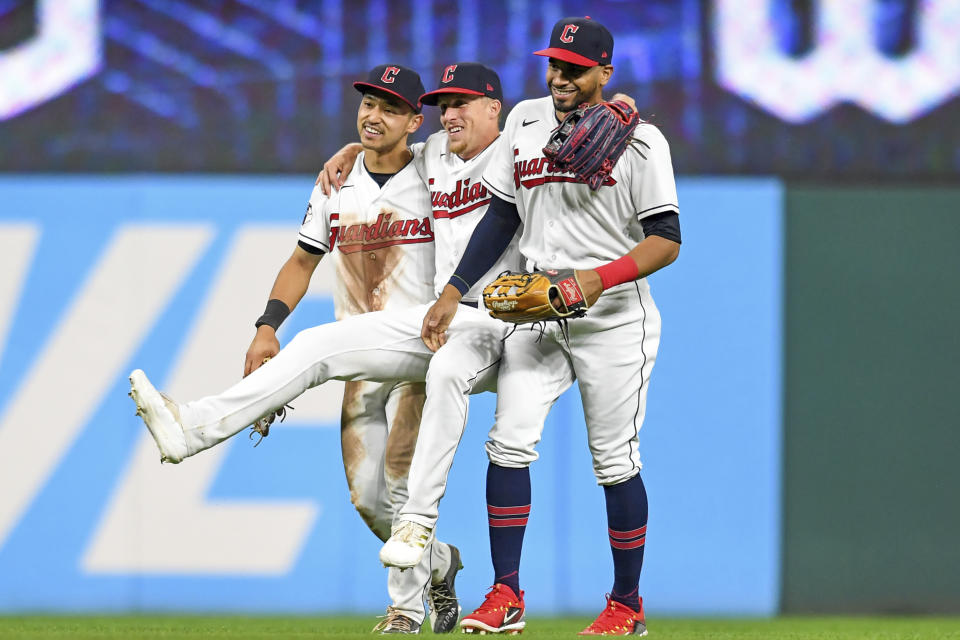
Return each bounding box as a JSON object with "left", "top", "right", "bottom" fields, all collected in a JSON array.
[{"left": 128, "top": 369, "right": 188, "bottom": 464}]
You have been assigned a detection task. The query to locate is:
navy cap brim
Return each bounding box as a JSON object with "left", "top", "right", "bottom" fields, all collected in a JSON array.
[
  {"left": 419, "top": 87, "right": 490, "bottom": 106},
  {"left": 353, "top": 82, "right": 421, "bottom": 111},
  {"left": 534, "top": 47, "right": 600, "bottom": 67}
]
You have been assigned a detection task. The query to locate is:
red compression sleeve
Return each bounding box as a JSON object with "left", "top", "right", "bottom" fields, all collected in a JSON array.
[{"left": 594, "top": 255, "right": 640, "bottom": 291}]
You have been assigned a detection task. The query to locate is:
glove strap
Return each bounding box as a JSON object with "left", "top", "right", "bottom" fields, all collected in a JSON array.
[
  {"left": 548, "top": 270, "right": 589, "bottom": 316},
  {"left": 595, "top": 255, "right": 640, "bottom": 291}
]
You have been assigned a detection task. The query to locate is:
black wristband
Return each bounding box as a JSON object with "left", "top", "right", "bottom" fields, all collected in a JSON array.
[{"left": 255, "top": 299, "right": 291, "bottom": 331}]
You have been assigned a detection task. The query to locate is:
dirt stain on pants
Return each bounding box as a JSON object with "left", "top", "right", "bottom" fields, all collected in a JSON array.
[{"left": 340, "top": 379, "right": 426, "bottom": 542}]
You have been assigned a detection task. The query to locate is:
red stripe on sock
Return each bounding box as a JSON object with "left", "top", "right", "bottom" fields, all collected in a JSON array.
[
  {"left": 613, "top": 586, "right": 639, "bottom": 599},
  {"left": 489, "top": 517, "right": 529, "bottom": 527},
  {"left": 609, "top": 535, "right": 645, "bottom": 550},
  {"left": 608, "top": 525, "right": 647, "bottom": 540},
  {"left": 488, "top": 504, "right": 531, "bottom": 516}
]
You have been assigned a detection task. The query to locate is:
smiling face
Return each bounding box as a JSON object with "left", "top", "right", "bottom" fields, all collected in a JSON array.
[
  {"left": 435, "top": 93, "right": 502, "bottom": 160},
  {"left": 546, "top": 58, "right": 612, "bottom": 114},
  {"left": 356, "top": 91, "right": 422, "bottom": 154}
]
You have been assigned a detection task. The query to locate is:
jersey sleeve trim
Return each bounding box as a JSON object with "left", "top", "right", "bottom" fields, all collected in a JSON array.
[
  {"left": 636, "top": 202, "right": 679, "bottom": 219},
  {"left": 297, "top": 232, "right": 329, "bottom": 252},
  {"left": 480, "top": 177, "right": 517, "bottom": 203}
]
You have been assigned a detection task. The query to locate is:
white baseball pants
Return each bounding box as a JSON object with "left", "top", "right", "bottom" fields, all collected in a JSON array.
[
  {"left": 176, "top": 303, "right": 505, "bottom": 454},
  {"left": 172, "top": 302, "right": 503, "bottom": 621},
  {"left": 339, "top": 378, "right": 447, "bottom": 623},
  {"left": 484, "top": 283, "right": 661, "bottom": 485}
]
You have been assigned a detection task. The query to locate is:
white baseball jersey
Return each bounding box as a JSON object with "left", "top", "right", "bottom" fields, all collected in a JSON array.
[
  {"left": 481, "top": 96, "right": 679, "bottom": 272},
  {"left": 299, "top": 151, "right": 436, "bottom": 319},
  {"left": 295, "top": 150, "right": 438, "bottom": 621},
  {"left": 479, "top": 95, "right": 678, "bottom": 485},
  {"left": 416, "top": 130, "right": 521, "bottom": 302}
]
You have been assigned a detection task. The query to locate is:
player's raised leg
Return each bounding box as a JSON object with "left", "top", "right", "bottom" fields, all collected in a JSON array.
[{"left": 129, "top": 305, "right": 432, "bottom": 462}]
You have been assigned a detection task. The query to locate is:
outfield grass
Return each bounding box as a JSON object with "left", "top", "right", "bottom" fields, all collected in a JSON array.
[{"left": 0, "top": 616, "right": 958, "bottom": 639}]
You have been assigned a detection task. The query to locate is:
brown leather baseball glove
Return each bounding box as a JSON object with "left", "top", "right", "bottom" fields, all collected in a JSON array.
[{"left": 482, "top": 270, "right": 590, "bottom": 324}]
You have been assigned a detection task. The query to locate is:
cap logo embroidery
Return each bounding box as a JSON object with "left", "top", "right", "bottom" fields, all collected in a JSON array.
[
  {"left": 560, "top": 24, "right": 579, "bottom": 43},
  {"left": 381, "top": 66, "right": 400, "bottom": 83},
  {"left": 486, "top": 83, "right": 494, "bottom": 91},
  {"left": 441, "top": 64, "right": 457, "bottom": 83}
]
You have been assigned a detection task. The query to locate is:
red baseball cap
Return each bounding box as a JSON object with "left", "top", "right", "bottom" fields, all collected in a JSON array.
[{"left": 534, "top": 17, "right": 614, "bottom": 67}]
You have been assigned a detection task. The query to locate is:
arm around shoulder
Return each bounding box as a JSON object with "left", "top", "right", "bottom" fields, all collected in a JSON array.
[{"left": 317, "top": 142, "right": 363, "bottom": 194}]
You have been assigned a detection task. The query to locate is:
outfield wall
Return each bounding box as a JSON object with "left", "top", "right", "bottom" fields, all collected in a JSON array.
[
  {"left": 5, "top": 178, "right": 957, "bottom": 615},
  {"left": 782, "top": 186, "right": 960, "bottom": 614},
  {"left": 0, "top": 176, "right": 782, "bottom": 615}
]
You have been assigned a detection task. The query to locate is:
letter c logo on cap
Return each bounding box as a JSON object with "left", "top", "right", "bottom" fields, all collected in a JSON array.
[
  {"left": 381, "top": 66, "right": 400, "bottom": 83},
  {"left": 560, "top": 24, "right": 579, "bottom": 43},
  {"left": 442, "top": 64, "right": 457, "bottom": 83}
]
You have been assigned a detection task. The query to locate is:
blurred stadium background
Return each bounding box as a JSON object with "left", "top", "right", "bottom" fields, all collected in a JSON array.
[{"left": 0, "top": 0, "right": 957, "bottom": 620}]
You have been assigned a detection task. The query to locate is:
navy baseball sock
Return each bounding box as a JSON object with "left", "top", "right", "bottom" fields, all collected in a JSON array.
[
  {"left": 486, "top": 462, "right": 530, "bottom": 597},
  {"left": 604, "top": 472, "right": 648, "bottom": 612}
]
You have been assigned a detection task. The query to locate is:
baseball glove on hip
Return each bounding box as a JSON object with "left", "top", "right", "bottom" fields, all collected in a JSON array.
[
  {"left": 543, "top": 100, "right": 640, "bottom": 191},
  {"left": 482, "top": 270, "right": 590, "bottom": 324}
]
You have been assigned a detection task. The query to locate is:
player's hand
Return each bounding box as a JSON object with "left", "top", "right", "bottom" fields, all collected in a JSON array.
[
  {"left": 316, "top": 143, "right": 363, "bottom": 195},
  {"left": 611, "top": 92, "right": 637, "bottom": 112},
  {"left": 421, "top": 285, "right": 462, "bottom": 352},
  {"left": 576, "top": 269, "right": 603, "bottom": 307},
  {"left": 244, "top": 326, "right": 280, "bottom": 377}
]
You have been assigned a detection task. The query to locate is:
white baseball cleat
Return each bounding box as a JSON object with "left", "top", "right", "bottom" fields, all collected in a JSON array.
[
  {"left": 379, "top": 519, "right": 434, "bottom": 569},
  {"left": 128, "top": 369, "right": 189, "bottom": 464}
]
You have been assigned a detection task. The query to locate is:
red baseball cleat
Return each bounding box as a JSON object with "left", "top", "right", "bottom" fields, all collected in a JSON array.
[
  {"left": 578, "top": 595, "right": 647, "bottom": 636},
  {"left": 460, "top": 583, "right": 525, "bottom": 634}
]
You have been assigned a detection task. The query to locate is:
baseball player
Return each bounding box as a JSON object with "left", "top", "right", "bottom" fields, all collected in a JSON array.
[
  {"left": 133, "top": 64, "right": 458, "bottom": 634},
  {"left": 380, "top": 17, "right": 682, "bottom": 636},
  {"left": 128, "top": 63, "right": 517, "bottom": 632}
]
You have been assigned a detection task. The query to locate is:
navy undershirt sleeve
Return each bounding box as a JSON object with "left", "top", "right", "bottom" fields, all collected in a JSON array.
[
  {"left": 297, "top": 240, "right": 325, "bottom": 255},
  {"left": 640, "top": 211, "right": 681, "bottom": 244},
  {"left": 448, "top": 195, "right": 521, "bottom": 296}
]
